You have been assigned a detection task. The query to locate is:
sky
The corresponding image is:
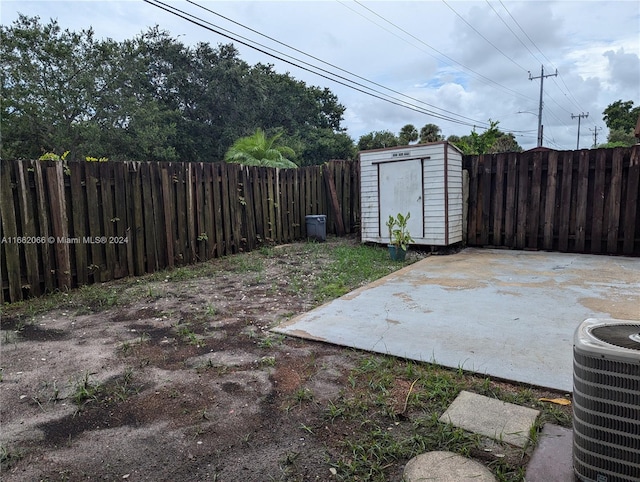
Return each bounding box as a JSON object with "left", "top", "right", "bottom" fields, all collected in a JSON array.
[{"left": 3, "top": 0, "right": 639, "bottom": 150}]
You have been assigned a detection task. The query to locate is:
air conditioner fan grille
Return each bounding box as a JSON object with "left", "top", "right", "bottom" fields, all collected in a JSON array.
[{"left": 591, "top": 324, "right": 640, "bottom": 350}]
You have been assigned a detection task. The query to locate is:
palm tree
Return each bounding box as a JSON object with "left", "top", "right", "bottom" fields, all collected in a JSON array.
[
  {"left": 419, "top": 123, "right": 443, "bottom": 143},
  {"left": 398, "top": 124, "right": 418, "bottom": 145},
  {"left": 224, "top": 128, "right": 297, "bottom": 168}
]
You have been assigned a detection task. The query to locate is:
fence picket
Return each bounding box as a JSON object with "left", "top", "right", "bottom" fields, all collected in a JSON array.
[
  {"left": 590, "top": 150, "right": 607, "bottom": 253},
  {"left": 516, "top": 153, "right": 529, "bottom": 249},
  {"left": 543, "top": 151, "right": 559, "bottom": 250},
  {"left": 622, "top": 146, "right": 640, "bottom": 254},
  {"left": 17, "top": 161, "right": 42, "bottom": 295},
  {"left": 527, "top": 151, "right": 543, "bottom": 249},
  {"left": 575, "top": 151, "right": 590, "bottom": 252},
  {"left": 606, "top": 149, "right": 623, "bottom": 253},
  {"left": 492, "top": 154, "right": 506, "bottom": 246},
  {"left": 1, "top": 162, "right": 22, "bottom": 301}
]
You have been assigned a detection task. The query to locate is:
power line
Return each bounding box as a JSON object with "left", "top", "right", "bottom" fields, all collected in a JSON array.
[
  {"left": 484, "top": 0, "right": 539, "bottom": 62},
  {"left": 442, "top": 0, "right": 529, "bottom": 73},
  {"left": 143, "top": 0, "right": 485, "bottom": 129},
  {"left": 343, "top": 0, "right": 535, "bottom": 103},
  {"left": 497, "top": 0, "right": 586, "bottom": 114},
  {"left": 187, "top": 0, "right": 489, "bottom": 128}
]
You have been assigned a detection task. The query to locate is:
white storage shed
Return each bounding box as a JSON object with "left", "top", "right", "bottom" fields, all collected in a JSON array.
[{"left": 360, "top": 142, "right": 463, "bottom": 246}]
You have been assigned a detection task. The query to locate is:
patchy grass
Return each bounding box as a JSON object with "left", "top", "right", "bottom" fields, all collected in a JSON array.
[
  {"left": 319, "top": 354, "right": 571, "bottom": 482},
  {"left": 1, "top": 237, "right": 571, "bottom": 482}
]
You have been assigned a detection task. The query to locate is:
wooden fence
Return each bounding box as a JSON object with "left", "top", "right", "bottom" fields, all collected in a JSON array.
[
  {"left": 0, "top": 160, "right": 360, "bottom": 303},
  {"left": 465, "top": 146, "right": 640, "bottom": 255},
  {"left": 3, "top": 146, "right": 639, "bottom": 303}
]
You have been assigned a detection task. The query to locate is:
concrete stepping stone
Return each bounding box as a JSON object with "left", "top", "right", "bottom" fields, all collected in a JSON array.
[
  {"left": 439, "top": 390, "right": 540, "bottom": 448},
  {"left": 403, "top": 451, "right": 496, "bottom": 481},
  {"left": 525, "top": 424, "right": 574, "bottom": 482}
]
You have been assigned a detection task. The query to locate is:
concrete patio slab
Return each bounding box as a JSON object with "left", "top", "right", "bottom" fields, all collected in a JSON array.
[
  {"left": 273, "top": 248, "right": 640, "bottom": 391},
  {"left": 439, "top": 391, "right": 539, "bottom": 448}
]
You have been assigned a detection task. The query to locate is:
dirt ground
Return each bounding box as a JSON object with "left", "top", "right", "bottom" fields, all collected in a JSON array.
[{"left": 1, "top": 237, "right": 569, "bottom": 481}]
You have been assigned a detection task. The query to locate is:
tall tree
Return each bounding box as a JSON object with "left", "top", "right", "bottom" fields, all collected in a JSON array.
[
  {"left": 1, "top": 16, "right": 351, "bottom": 164},
  {"left": 419, "top": 123, "right": 443, "bottom": 143},
  {"left": 357, "top": 130, "right": 399, "bottom": 151},
  {"left": 602, "top": 100, "right": 639, "bottom": 147},
  {"left": 1, "top": 15, "right": 114, "bottom": 159},
  {"left": 398, "top": 124, "right": 418, "bottom": 145},
  {"left": 603, "top": 100, "right": 639, "bottom": 132}
]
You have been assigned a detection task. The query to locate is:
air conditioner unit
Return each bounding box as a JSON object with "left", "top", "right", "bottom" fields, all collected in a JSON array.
[{"left": 573, "top": 318, "right": 640, "bottom": 482}]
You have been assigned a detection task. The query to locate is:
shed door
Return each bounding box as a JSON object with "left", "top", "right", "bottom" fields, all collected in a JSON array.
[{"left": 378, "top": 159, "right": 423, "bottom": 239}]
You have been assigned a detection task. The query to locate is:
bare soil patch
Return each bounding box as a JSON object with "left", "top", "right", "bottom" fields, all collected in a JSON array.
[{"left": 1, "top": 238, "right": 570, "bottom": 481}]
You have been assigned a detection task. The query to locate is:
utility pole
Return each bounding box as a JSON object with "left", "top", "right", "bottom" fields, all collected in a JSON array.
[
  {"left": 589, "top": 126, "right": 602, "bottom": 148},
  {"left": 571, "top": 112, "right": 589, "bottom": 149},
  {"left": 529, "top": 65, "right": 557, "bottom": 147}
]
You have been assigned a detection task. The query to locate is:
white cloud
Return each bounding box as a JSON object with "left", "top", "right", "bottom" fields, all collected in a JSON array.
[
  {"left": 604, "top": 47, "right": 640, "bottom": 94},
  {"left": 3, "top": 0, "right": 639, "bottom": 150}
]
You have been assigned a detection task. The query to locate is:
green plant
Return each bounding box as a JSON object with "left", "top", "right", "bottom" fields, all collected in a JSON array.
[
  {"left": 1, "top": 444, "right": 23, "bottom": 471},
  {"left": 293, "top": 387, "right": 314, "bottom": 404},
  {"left": 259, "top": 355, "right": 277, "bottom": 367},
  {"left": 257, "top": 333, "right": 285, "bottom": 348},
  {"left": 72, "top": 372, "right": 101, "bottom": 405},
  {"left": 386, "top": 212, "right": 414, "bottom": 251},
  {"left": 176, "top": 324, "right": 204, "bottom": 347}
]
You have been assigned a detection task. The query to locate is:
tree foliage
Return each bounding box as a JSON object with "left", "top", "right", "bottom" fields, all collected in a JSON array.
[
  {"left": 356, "top": 130, "right": 399, "bottom": 151},
  {"left": 1, "top": 16, "right": 351, "bottom": 163},
  {"left": 602, "top": 100, "right": 638, "bottom": 147},
  {"left": 602, "top": 100, "right": 639, "bottom": 132},
  {"left": 224, "top": 128, "right": 297, "bottom": 168},
  {"left": 398, "top": 124, "right": 418, "bottom": 145},
  {"left": 419, "top": 123, "right": 443, "bottom": 143},
  {"left": 449, "top": 121, "right": 522, "bottom": 155}
]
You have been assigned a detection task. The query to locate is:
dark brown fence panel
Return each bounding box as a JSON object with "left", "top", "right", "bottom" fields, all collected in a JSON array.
[
  {"left": 1, "top": 159, "right": 360, "bottom": 302},
  {"left": 543, "top": 151, "right": 559, "bottom": 250},
  {"left": 464, "top": 146, "right": 640, "bottom": 256},
  {"left": 16, "top": 161, "right": 42, "bottom": 296},
  {"left": 1, "top": 161, "right": 20, "bottom": 302},
  {"left": 623, "top": 148, "right": 640, "bottom": 254}
]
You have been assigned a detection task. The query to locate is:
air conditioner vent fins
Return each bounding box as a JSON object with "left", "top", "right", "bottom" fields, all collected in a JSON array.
[{"left": 573, "top": 319, "right": 640, "bottom": 482}]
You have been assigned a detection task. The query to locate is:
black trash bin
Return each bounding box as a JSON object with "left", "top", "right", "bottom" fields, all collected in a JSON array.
[{"left": 305, "top": 215, "right": 326, "bottom": 241}]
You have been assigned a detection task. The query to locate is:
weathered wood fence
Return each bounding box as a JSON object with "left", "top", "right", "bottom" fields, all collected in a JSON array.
[
  {"left": 2, "top": 146, "right": 639, "bottom": 303},
  {"left": 0, "top": 160, "right": 359, "bottom": 302},
  {"left": 465, "top": 146, "right": 640, "bottom": 255}
]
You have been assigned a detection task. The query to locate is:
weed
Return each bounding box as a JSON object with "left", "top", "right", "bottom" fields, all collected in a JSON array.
[
  {"left": 75, "top": 285, "right": 123, "bottom": 313},
  {"left": 259, "top": 356, "right": 276, "bottom": 367},
  {"left": 72, "top": 372, "right": 101, "bottom": 406},
  {"left": 166, "top": 267, "right": 196, "bottom": 281},
  {"left": 227, "top": 254, "right": 265, "bottom": 273},
  {"left": 299, "top": 424, "right": 314, "bottom": 434},
  {"left": 204, "top": 304, "right": 217, "bottom": 317},
  {"left": 293, "top": 387, "right": 314, "bottom": 404},
  {"left": 120, "top": 341, "right": 132, "bottom": 355},
  {"left": 1, "top": 444, "right": 23, "bottom": 471},
  {"left": 257, "top": 333, "right": 285, "bottom": 348},
  {"left": 176, "top": 324, "right": 205, "bottom": 347},
  {"left": 72, "top": 369, "right": 137, "bottom": 407}
]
